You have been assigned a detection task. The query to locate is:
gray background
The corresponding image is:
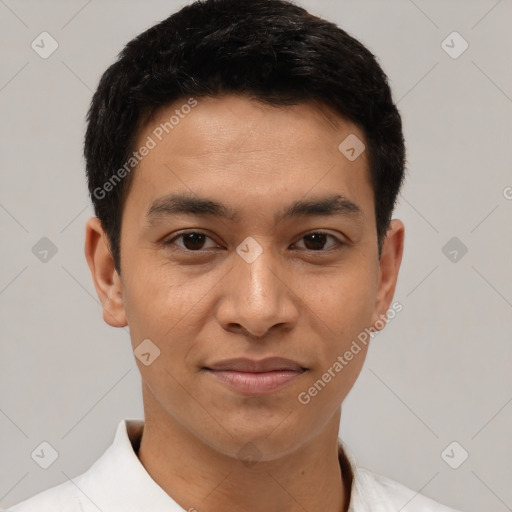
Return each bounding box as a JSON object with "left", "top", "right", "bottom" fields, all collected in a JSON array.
[{"left": 1, "top": 1, "right": 511, "bottom": 511}]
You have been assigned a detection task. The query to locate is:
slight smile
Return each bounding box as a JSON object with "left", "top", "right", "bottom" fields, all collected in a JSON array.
[{"left": 203, "top": 357, "right": 308, "bottom": 396}]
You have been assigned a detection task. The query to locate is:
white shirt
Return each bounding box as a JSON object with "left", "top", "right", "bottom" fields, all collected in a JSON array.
[{"left": 4, "top": 419, "right": 460, "bottom": 512}]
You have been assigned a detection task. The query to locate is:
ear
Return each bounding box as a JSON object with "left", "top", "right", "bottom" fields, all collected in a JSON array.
[
  {"left": 84, "top": 217, "right": 127, "bottom": 328},
  {"left": 371, "top": 219, "right": 404, "bottom": 331}
]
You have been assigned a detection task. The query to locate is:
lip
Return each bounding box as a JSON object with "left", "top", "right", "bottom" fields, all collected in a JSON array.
[
  {"left": 203, "top": 357, "right": 307, "bottom": 396},
  {"left": 205, "top": 357, "right": 306, "bottom": 373}
]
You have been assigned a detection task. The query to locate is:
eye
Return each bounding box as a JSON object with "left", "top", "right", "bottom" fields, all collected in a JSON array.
[
  {"left": 162, "top": 230, "right": 344, "bottom": 253},
  {"left": 293, "top": 231, "right": 342, "bottom": 251},
  {"left": 164, "top": 231, "right": 219, "bottom": 251}
]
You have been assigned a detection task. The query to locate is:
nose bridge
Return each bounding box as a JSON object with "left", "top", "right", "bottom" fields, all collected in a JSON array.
[
  {"left": 217, "top": 237, "right": 299, "bottom": 337},
  {"left": 235, "top": 238, "right": 280, "bottom": 307}
]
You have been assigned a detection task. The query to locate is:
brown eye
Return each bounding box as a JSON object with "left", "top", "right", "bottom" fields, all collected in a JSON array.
[
  {"left": 295, "top": 232, "right": 340, "bottom": 251},
  {"left": 181, "top": 233, "right": 207, "bottom": 250},
  {"left": 164, "top": 232, "right": 218, "bottom": 251}
]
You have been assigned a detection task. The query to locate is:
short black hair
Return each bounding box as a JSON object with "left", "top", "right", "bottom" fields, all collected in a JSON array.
[{"left": 84, "top": 0, "right": 405, "bottom": 274}]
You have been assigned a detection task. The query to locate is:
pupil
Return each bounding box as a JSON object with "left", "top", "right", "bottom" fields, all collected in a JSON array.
[
  {"left": 305, "top": 233, "right": 326, "bottom": 250},
  {"left": 184, "top": 233, "right": 205, "bottom": 250}
]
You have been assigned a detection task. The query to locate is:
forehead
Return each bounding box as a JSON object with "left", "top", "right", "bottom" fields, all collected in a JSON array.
[
  {"left": 139, "top": 95, "right": 362, "bottom": 157},
  {"left": 124, "top": 94, "right": 373, "bottom": 223}
]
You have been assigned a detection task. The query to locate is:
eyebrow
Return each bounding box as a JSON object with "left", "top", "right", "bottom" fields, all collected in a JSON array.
[{"left": 146, "top": 192, "right": 363, "bottom": 225}]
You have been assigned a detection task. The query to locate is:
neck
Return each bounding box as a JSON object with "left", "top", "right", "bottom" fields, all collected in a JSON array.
[{"left": 137, "top": 389, "right": 350, "bottom": 512}]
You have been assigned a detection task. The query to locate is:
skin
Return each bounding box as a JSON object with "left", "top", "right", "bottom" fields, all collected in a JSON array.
[{"left": 85, "top": 94, "right": 404, "bottom": 512}]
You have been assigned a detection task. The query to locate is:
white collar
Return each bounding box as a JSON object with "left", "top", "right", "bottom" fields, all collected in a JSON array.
[
  {"left": 74, "top": 418, "right": 358, "bottom": 512},
  {"left": 75, "top": 419, "right": 183, "bottom": 511}
]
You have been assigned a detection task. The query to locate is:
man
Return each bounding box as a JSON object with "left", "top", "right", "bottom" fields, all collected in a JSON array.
[{"left": 6, "top": 0, "right": 460, "bottom": 510}]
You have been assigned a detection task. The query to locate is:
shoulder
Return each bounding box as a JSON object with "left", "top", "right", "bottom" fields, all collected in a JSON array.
[
  {"left": 3, "top": 480, "right": 81, "bottom": 512},
  {"left": 2, "top": 419, "right": 141, "bottom": 512},
  {"left": 351, "top": 467, "right": 461, "bottom": 512}
]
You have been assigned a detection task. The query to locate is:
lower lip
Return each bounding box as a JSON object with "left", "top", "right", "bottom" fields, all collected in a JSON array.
[{"left": 205, "top": 369, "right": 305, "bottom": 395}]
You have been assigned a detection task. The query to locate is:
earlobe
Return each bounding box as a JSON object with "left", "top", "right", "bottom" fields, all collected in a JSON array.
[
  {"left": 84, "top": 217, "right": 128, "bottom": 328},
  {"left": 371, "top": 219, "right": 405, "bottom": 331}
]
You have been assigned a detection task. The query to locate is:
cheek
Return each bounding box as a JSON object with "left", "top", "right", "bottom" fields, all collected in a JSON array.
[
  {"left": 308, "top": 262, "right": 378, "bottom": 338},
  {"left": 121, "top": 261, "right": 222, "bottom": 391},
  {"left": 122, "top": 255, "right": 210, "bottom": 336},
  {"left": 295, "top": 271, "right": 375, "bottom": 417}
]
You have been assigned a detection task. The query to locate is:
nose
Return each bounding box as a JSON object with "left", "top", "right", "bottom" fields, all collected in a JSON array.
[{"left": 216, "top": 241, "right": 300, "bottom": 338}]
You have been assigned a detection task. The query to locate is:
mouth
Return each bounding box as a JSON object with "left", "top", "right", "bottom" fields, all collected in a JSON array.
[{"left": 202, "top": 357, "right": 308, "bottom": 396}]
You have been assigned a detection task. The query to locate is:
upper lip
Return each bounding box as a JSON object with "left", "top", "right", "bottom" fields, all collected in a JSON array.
[{"left": 204, "top": 357, "right": 306, "bottom": 373}]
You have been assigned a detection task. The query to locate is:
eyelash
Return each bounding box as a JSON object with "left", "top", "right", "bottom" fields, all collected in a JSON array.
[{"left": 162, "top": 230, "right": 345, "bottom": 253}]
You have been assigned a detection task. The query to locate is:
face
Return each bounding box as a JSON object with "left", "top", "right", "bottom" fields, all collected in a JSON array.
[{"left": 86, "top": 94, "right": 403, "bottom": 461}]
